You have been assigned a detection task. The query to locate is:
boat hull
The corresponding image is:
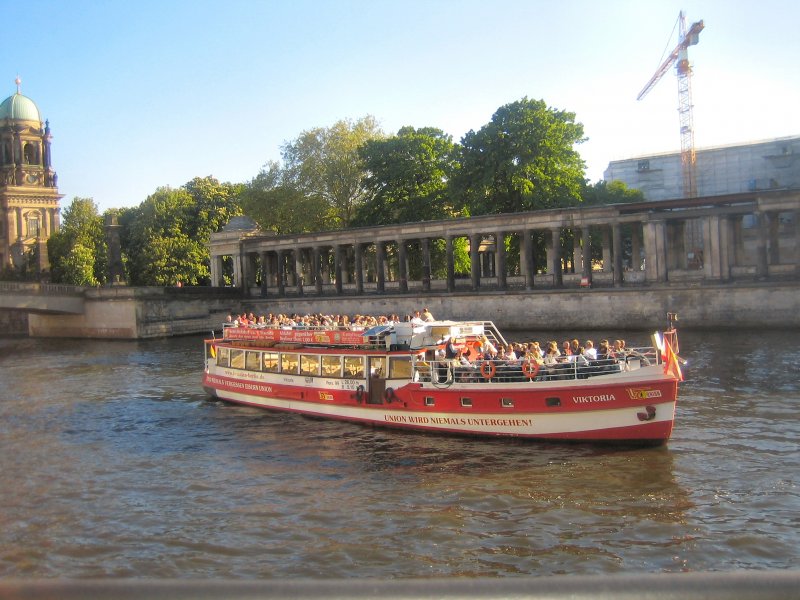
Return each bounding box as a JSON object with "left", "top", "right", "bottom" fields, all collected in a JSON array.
[{"left": 202, "top": 364, "right": 677, "bottom": 443}]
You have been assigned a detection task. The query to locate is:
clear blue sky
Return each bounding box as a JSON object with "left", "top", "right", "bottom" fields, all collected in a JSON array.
[{"left": 5, "top": 0, "right": 799, "bottom": 213}]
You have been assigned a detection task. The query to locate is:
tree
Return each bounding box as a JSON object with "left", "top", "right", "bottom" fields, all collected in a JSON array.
[
  {"left": 118, "top": 177, "right": 243, "bottom": 286},
  {"left": 238, "top": 161, "right": 330, "bottom": 234},
  {"left": 48, "top": 197, "right": 106, "bottom": 285},
  {"left": 452, "top": 97, "right": 586, "bottom": 215},
  {"left": 582, "top": 179, "right": 645, "bottom": 206},
  {"left": 122, "top": 187, "right": 207, "bottom": 286},
  {"left": 353, "top": 126, "right": 462, "bottom": 226},
  {"left": 282, "top": 116, "right": 384, "bottom": 228}
]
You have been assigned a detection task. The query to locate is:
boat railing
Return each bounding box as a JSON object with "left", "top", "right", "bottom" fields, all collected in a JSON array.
[{"left": 412, "top": 348, "right": 658, "bottom": 385}]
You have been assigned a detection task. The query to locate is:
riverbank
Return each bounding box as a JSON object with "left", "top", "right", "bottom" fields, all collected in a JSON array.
[{"left": 8, "top": 279, "right": 799, "bottom": 338}]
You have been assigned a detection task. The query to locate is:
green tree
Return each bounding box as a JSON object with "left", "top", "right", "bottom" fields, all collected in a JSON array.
[
  {"left": 582, "top": 179, "right": 645, "bottom": 206},
  {"left": 238, "top": 161, "right": 330, "bottom": 234},
  {"left": 353, "top": 126, "right": 462, "bottom": 226},
  {"left": 120, "top": 177, "right": 242, "bottom": 286},
  {"left": 453, "top": 97, "right": 586, "bottom": 215},
  {"left": 48, "top": 197, "right": 106, "bottom": 285},
  {"left": 122, "top": 187, "right": 206, "bottom": 286},
  {"left": 282, "top": 116, "right": 384, "bottom": 228}
]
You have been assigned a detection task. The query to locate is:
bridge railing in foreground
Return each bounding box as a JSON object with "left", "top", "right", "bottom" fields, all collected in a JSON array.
[{"left": 0, "top": 571, "right": 797, "bottom": 599}]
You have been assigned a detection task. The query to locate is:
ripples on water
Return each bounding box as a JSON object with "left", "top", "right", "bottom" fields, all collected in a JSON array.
[{"left": 0, "top": 330, "right": 798, "bottom": 578}]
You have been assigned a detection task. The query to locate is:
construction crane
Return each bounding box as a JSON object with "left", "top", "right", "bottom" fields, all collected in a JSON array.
[{"left": 637, "top": 11, "right": 704, "bottom": 198}]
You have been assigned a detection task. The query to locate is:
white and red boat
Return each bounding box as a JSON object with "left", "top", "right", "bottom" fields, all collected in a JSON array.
[{"left": 202, "top": 318, "right": 683, "bottom": 444}]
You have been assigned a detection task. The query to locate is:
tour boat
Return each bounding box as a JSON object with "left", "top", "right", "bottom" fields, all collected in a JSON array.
[{"left": 202, "top": 318, "right": 683, "bottom": 444}]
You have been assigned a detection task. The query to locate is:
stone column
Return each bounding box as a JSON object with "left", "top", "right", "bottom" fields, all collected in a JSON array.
[
  {"left": 376, "top": 241, "right": 385, "bottom": 293},
  {"left": 522, "top": 229, "right": 534, "bottom": 290},
  {"left": 276, "top": 250, "right": 285, "bottom": 296},
  {"left": 767, "top": 211, "right": 781, "bottom": 266},
  {"left": 354, "top": 243, "right": 364, "bottom": 295},
  {"left": 295, "top": 248, "right": 304, "bottom": 296},
  {"left": 495, "top": 231, "right": 506, "bottom": 290},
  {"left": 631, "top": 225, "right": 642, "bottom": 271},
  {"left": 754, "top": 211, "right": 769, "bottom": 279},
  {"left": 15, "top": 207, "right": 23, "bottom": 240},
  {"left": 612, "top": 222, "right": 623, "bottom": 286},
  {"left": 572, "top": 231, "right": 582, "bottom": 274},
  {"left": 421, "top": 237, "right": 431, "bottom": 292},
  {"left": 549, "top": 227, "right": 563, "bottom": 287},
  {"left": 334, "top": 244, "right": 344, "bottom": 294},
  {"left": 259, "top": 251, "right": 269, "bottom": 297},
  {"left": 643, "top": 220, "right": 668, "bottom": 283},
  {"left": 446, "top": 236, "right": 455, "bottom": 293},
  {"left": 581, "top": 226, "right": 592, "bottom": 286},
  {"left": 601, "top": 227, "right": 612, "bottom": 273},
  {"left": 312, "top": 247, "right": 322, "bottom": 294},
  {"left": 470, "top": 233, "right": 481, "bottom": 291},
  {"left": 233, "top": 248, "right": 243, "bottom": 290},
  {"left": 398, "top": 239, "right": 408, "bottom": 292},
  {"left": 210, "top": 254, "right": 222, "bottom": 288}
]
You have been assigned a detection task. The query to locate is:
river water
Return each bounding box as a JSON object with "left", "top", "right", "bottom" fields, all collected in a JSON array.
[{"left": 0, "top": 329, "right": 798, "bottom": 579}]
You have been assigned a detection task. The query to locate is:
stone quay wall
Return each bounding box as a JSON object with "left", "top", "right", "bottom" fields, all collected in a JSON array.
[{"left": 12, "top": 280, "right": 800, "bottom": 339}]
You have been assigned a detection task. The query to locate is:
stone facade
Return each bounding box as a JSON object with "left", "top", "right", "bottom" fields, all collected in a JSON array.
[
  {"left": 0, "top": 80, "right": 63, "bottom": 274},
  {"left": 604, "top": 136, "right": 800, "bottom": 201}
]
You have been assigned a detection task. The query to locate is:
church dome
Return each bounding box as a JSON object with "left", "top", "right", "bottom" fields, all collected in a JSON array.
[{"left": 0, "top": 79, "right": 42, "bottom": 123}]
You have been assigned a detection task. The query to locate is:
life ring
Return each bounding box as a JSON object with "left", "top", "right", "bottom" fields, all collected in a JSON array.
[
  {"left": 355, "top": 385, "right": 365, "bottom": 403},
  {"left": 480, "top": 361, "right": 496, "bottom": 380},
  {"left": 521, "top": 360, "right": 540, "bottom": 379},
  {"left": 383, "top": 387, "right": 396, "bottom": 403}
]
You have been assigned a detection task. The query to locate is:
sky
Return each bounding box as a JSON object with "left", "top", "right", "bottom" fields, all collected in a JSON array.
[{"left": 4, "top": 0, "right": 799, "bottom": 213}]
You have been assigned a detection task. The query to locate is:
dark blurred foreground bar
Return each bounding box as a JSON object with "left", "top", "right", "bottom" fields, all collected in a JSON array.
[{"left": 1, "top": 571, "right": 798, "bottom": 600}]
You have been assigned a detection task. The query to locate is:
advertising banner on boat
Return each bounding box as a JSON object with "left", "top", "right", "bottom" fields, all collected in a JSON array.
[{"left": 223, "top": 327, "right": 367, "bottom": 346}]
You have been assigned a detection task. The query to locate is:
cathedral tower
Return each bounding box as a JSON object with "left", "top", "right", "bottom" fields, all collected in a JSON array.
[{"left": 0, "top": 78, "right": 63, "bottom": 275}]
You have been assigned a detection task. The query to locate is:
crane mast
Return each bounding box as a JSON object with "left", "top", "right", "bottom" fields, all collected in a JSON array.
[{"left": 638, "top": 11, "right": 704, "bottom": 198}]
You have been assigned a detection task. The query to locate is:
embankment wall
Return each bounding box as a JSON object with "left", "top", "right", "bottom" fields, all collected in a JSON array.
[{"left": 18, "top": 281, "right": 800, "bottom": 338}]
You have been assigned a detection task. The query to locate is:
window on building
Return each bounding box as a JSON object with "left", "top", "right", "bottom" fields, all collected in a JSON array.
[
  {"left": 637, "top": 160, "right": 650, "bottom": 172},
  {"left": 26, "top": 215, "right": 40, "bottom": 238}
]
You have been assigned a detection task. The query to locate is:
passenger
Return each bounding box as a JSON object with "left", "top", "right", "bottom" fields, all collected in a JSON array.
[
  {"left": 422, "top": 308, "right": 435, "bottom": 322},
  {"left": 583, "top": 340, "right": 598, "bottom": 361},
  {"left": 571, "top": 338, "right": 580, "bottom": 356},
  {"left": 542, "top": 341, "right": 562, "bottom": 379},
  {"left": 562, "top": 340, "right": 573, "bottom": 359}
]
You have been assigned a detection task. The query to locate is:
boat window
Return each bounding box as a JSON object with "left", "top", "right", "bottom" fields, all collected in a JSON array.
[
  {"left": 246, "top": 351, "right": 261, "bottom": 371},
  {"left": 322, "top": 355, "right": 343, "bottom": 378},
  {"left": 501, "top": 398, "right": 514, "bottom": 408},
  {"left": 460, "top": 397, "right": 473, "bottom": 408},
  {"left": 230, "top": 349, "right": 245, "bottom": 370},
  {"left": 424, "top": 397, "right": 435, "bottom": 407},
  {"left": 343, "top": 356, "right": 365, "bottom": 378},
  {"left": 280, "top": 353, "right": 299, "bottom": 374},
  {"left": 216, "top": 346, "right": 230, "bottom": 367},
  {"left": 263, "top": 352, "right": 279, "bottom": 372},
  {"left": 389, "top": 356, "right": 412, "bottom": 379},
  {"left": 369, "top": 357, "right": 386, "bottom": 378},
  {"left": 300, "top": 354, "right": 321, "bottom": 376}
]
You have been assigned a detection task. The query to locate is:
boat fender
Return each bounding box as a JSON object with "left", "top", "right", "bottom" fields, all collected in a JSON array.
[
  {"left": 354, "top": 385, "right": 365, "bottom": 403},
  {"left": 521, "top": 360, "right": 540, "bottom": 379},
  {"left": 637, "top": 405, "right": 656, "bottom": 421},
  {"left": 480, "top": 361, "right": 496, "bottom": 380},
  {"left": 384, "top": 387, "right": 396, "bottom": 403}
]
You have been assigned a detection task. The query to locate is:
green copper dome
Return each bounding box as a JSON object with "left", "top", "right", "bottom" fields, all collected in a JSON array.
[{"left": 0, "top": 85, "right": 42, "bottom": 122}]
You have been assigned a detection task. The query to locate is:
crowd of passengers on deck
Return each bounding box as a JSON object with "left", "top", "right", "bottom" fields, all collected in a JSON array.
[
  {"left": 431, "top": 335, "right": 647, "bottom": 383},
  {"left": 225, "top": 308, "right": 649, "bottom": 383}
]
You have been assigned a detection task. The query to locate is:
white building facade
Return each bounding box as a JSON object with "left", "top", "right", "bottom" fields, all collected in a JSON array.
[{"left": 604, "top": 136, "right": 800, "bottom": 201}]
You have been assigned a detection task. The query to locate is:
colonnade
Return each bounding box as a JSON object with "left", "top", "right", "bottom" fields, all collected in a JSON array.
[{"left": 209, "top": 191, "right": 800, "bottom": 296}]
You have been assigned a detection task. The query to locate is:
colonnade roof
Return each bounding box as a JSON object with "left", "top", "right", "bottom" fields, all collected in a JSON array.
[{"left": 211, "top": 189, "right": 798, "bottom": 256}]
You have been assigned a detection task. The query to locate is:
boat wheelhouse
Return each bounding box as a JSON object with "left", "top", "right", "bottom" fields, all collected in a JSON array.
[{"left": 202, "top": 318, "right": 682, "bottom": 444}]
